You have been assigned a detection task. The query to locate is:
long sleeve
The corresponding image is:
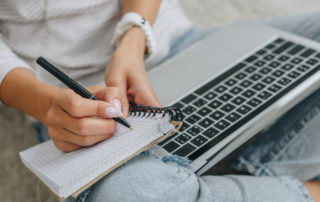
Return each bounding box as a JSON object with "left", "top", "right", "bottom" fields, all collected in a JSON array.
[{"left": 0, "top": 34, "right": 33, "bottom": 86}]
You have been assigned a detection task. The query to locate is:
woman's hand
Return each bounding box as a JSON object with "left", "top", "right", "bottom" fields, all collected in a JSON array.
[
  {"left": 46, "top": 86, "right": 124, "bottom": 152},
  {"left": 105, "top": 27, "right": 162, "bottom": 116}
]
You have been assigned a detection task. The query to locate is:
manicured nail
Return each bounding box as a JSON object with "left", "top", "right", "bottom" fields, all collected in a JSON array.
[
  {"left": 105, "top": 107, "right": 122, "bottom": 118},
  {"left": 113, "top": 99, "right": 121, "bottom": 111}
]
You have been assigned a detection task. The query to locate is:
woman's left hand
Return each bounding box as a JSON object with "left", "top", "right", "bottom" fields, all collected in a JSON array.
[{"left": 105, "top": 27, "right": 162, "bottom": 117}]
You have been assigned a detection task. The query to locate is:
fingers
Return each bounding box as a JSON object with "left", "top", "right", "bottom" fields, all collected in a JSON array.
[
  {"left": 55, "top": 89, "right": 121, "bottom": 118},
  {"left": 103, "top": 81, "right": 129, "bottom": 118},
  {"left": 47, "top": 105, "right": 117, "bottom": 136},
  {"left": 49, "top": 126, "right": 113, "bottom": 148}
]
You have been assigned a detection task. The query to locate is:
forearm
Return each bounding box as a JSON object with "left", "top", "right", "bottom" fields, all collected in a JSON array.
[{"left": 0, "top": 68, "right": 58, "bottom": 124}]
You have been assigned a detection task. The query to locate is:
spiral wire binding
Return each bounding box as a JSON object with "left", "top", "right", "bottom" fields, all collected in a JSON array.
[{"left": 129, "top": 103, "right": 184, "bottom": 122}]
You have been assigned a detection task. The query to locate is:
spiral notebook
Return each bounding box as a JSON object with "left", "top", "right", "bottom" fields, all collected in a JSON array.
[{"left": 19, "top": 105, "right": 183, "bottom": 200}]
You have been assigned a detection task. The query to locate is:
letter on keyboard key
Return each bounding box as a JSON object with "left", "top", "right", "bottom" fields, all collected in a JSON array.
[
  {"left": 203, "top": 127, "right": 219, "bottom": 138},
  {"left": 173, "top": 143, "right": 196, "bottom": 157},
  {"left": 191, "top": 135, "right": 208, "bottom": 147},
  {"left": 214, "top": 119, "right": 230, "bottom": 130},
  {"left": 175, "top": 133, "right": 192, "bottom": 144},
  {"left": 198, "top": 118, "right": 214, "bottom": 128},
  {"left": 187, "top": 126, "right": 203, "bottom": 136}
]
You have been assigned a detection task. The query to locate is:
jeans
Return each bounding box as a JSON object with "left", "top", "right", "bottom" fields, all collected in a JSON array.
[{"left": 36, "top": 13, "right": 320, "bottom": 202}]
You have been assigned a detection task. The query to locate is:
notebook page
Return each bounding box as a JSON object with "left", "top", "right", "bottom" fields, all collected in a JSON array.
[{"left": 20, "top": 114, "right": 174, "bottom": 198}]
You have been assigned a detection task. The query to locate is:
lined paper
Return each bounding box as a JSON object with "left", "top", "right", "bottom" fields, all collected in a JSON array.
[{"left": 20, "top": 115, "right": 173, "bottom": 198}]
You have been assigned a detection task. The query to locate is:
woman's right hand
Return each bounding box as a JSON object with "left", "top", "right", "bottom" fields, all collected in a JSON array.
[{"left": 46, "top": 86, "right": 124, "bottom": 152}]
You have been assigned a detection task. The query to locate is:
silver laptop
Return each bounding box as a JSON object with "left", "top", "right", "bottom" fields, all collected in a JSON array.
[{"left": 148, "top": 21, "right": 320, "bottom": 175}]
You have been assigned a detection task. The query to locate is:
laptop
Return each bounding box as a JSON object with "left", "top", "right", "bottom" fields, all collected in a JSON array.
[{"left": 148, "top": 21, "right": 320, "bottom": 175}]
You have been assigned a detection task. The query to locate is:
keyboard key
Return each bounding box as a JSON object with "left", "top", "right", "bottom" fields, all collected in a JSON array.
[
  {"left": 231, "top": 96, "right": 246, "bottom": 105},
  {"left": 204, "top": 92, "right": 217, "bottom": 100},
  {"left": 181, "top": 94, "right": 197, "bottom": 104},
  {"left": 242, "top": 89, "right": 256, "bottom": 98},
  {"left": 273, "top": 41, "right": 294, "bottom": 54},
  {"left": 245, "top": 66, "right": 256, "bottom": 73},
  {"left": 191, "top": 135, "right": 208, "bottom": 147},
  {"left": 208, "top": 100, "right": 223, "bottom": 109},
  {"left": 221, "top": 103, "right": 236, "bottom": 113},
  {"left": 214, "top": 119, "right": 231, "bottom": 130},
  {"left": 198, "top": 118, "right": 214, "bottom": 128},
  {"left": 240, "top": 80, "right": 253, "bottom": 88},
  {"left": 288, "top": 44, "right": 305, "bottom": 55},
  {"left": 278, "top": 77, "right": 291, "bottom": 86},
  {"left": 186, "top": 114, "right": 201, "bottom": 124},
  {"left": 256, "top": 49, "right": 267, "bottom": 55},
  {"left": 306, "top": 58, "right": 318, "bottom": 66},
  {"left": 225, "top": 112, "right": 241, "bottom": 122},
  {"left": 252, "top": 83, "right": 266, "bottom": 91},
  {"left": 278, "top": 55, "right": 290, "bottom": 62},
  {"left": 297, "top": 65, "right": 310, "bottom": 72},
  {"left": 172, "top": 102, "right": 184, "bottom": 109},
  {"left": 175, "top": 133, "right": 192, "bottom": 144},
  {"left": 291, "top": 57, "right": 303, "bottom": 64},
  {"left": 262, "top": 76, "right": 275, "bottom": 84},
  {"left": 272, "top": 70, "right": 285, "bottom": 77},
  {"left": 247, "top": 98, "right": 262, "bottom": 107},
  {"left": 209, "top": 111, "right": 225, "bottom": 120},
  {"left": 187, "top": 126, "right": 203, "bottom": 136},
  {"left": 197, "top": 107, "right": 212, "bottom": 116},
  {"left": 268, "top": 84, "right": 282, "bottom": 93},
  {"left": 249, "top": 73, "right": 262, "bottom": 81},
  {"left": 300, "top": 48, "right": 316, "bottom": 57},
  {"left": 269, "top": 61, "right": 281, "bottom": 68},
  {"left": 163, "top": 141, "right": 179, "bottom": 152},
  {"left": 235, "top": 72, "right": 247, "bottom": 80},
  {"left": 274, "top": 38, "right": 284, "bottom": 44},
  {"left": 218, "top": 93, "right": 233, "bottom": 102},
  {"left": 173, "top": 143, "right": 196, "bottom": 157},
  {"left": 263, "top": 54, "right": 275, "bottom": 61},
  {"left": 287, "top": 71, "right": 300, "bottom": 79},
  {"left": 230, "top": 86, "right": 243, "bottom": 95},
  {"left": 182, "top": 105, "right": 197, "bottom": 115},
  {"left": 193, "top": 98, "right": 207, "bottom": 107},
  {"left": 180, "top": 122, "right": 190, "bottom": 132},
  {"left": 236, "top": 105, "right": 252, "bottom": 115},
  {"left": 245, "top": 55, "right": 258, "bottom": 63},
  {"left": 203, "top": 127, "right": 219, "bottom": 138},
  {"left": 316, "top": 53, "right": 320, "bottom": 59},
  {"left": 281, "top": 64, "right": 294, "bottom": 71},
  {"left": 225, "top": 78, "right": 237, "bottom": 86},
  {"left": 257, "top": 91, "right": 272, "bottom": 100},
  {"left": 254, "top": 60, "right": 266, "bottom": 67},
  {"left": 265, "top": 44, "right": 275, "bottom": 50},
  {"left": 215, "top": 85, "right": 227, "bottom": 93},
  {"left": 259, "top": 67, "right": 272, "bottom": 74}
]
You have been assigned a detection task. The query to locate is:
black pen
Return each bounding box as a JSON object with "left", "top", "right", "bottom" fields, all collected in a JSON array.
[{"left": 36, "top": 56, "right": 133, "bottom": 130}]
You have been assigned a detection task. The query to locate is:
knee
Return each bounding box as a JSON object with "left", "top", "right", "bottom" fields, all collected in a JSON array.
[{"left": 84, "top": 154, "right": 197, "bottom": 202}]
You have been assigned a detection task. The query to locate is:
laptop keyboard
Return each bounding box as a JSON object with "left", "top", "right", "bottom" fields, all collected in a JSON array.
[{"left": 158, "top": 38, "right": 320, "bottom": 161}]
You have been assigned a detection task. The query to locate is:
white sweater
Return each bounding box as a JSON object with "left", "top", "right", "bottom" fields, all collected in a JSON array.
[{"left": 0, "top": 0, "right": 192, "bottom": 88}]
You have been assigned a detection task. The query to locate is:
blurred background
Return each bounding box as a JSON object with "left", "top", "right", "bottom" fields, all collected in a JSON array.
[{"left": 1, "top": 0, "right": 320, "bottom": 201}]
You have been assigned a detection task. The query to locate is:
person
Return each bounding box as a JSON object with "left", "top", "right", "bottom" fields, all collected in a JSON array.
[{"left": 0, "top": 0, "right": 319, "bottom": 201}]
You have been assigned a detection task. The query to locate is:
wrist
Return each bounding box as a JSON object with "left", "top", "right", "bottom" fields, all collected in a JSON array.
[{"left": 115, "top": 27, "right": 146, "bottom": 60}]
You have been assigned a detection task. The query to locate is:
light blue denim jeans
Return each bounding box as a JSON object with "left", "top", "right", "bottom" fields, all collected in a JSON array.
[{"left": 35, "top": 13, "right": 320, "bottom": 202}]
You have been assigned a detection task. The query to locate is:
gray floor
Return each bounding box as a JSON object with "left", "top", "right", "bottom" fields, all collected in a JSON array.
[{"left": 1, "top": 0, "right": 319, "bottom": 202}]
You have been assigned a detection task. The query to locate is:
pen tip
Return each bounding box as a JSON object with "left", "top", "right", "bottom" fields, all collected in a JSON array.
[{"left": 129, "top": 126, "right": 134, "bottom": 130}]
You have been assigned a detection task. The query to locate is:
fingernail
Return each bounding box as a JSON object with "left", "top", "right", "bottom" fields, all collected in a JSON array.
[
  {"left": 113, "top": 99, "right": 122, "bottom": 111},
  {"left": 105, "top": 107, "right": 122, "bottom": 118}
]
